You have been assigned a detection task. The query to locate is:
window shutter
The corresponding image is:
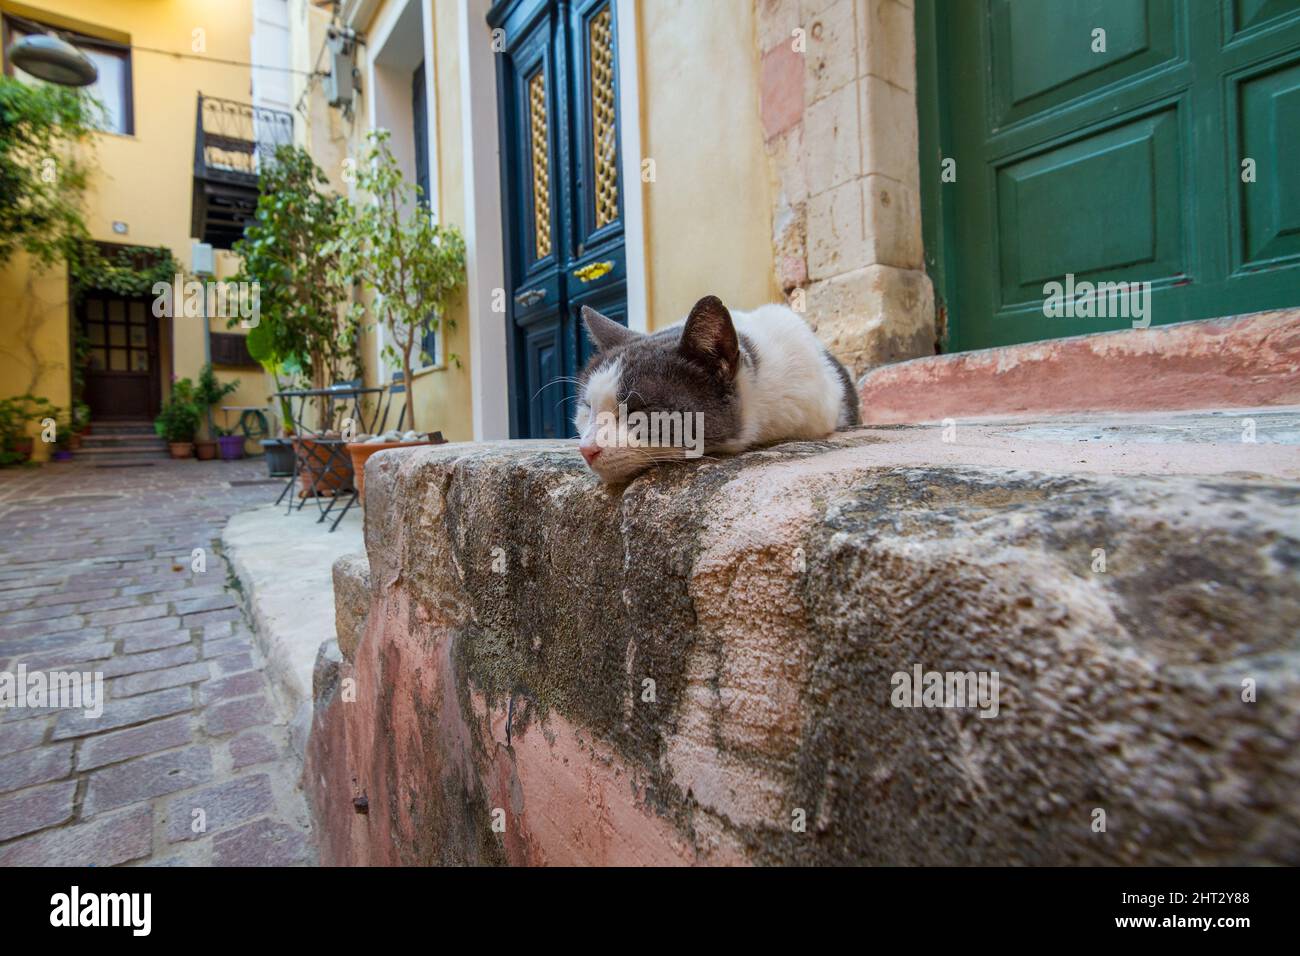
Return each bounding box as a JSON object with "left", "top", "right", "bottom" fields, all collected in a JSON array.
[{"left": 209, "top": 332, "right": 260, "bottom": 368}]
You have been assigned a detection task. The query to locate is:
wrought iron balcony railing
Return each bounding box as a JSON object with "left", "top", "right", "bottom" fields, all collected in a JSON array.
[
  {"left": 191, "top": 94, "right": 294, "bottom": 249},
  {"left": 193, "top": 94, "right": 294, "bottom": 183}
]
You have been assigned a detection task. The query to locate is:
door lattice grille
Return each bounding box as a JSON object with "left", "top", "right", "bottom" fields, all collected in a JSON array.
[
  {"left": 527, "top": 70, "right": 553, "bottom": 259},
  {"left": 589, "top": 6, "right": 618, "bottom": 229}
]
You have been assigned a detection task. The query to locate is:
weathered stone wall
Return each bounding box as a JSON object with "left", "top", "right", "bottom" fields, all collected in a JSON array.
[
  {"left": 305, "top": 437, "right": 1300, "bottom": 865},
  {"left": 757, "top": 0, "right": 935, "bottom": 375}
]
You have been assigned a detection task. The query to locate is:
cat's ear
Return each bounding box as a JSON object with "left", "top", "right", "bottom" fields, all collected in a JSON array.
[
  {"left": 679, "top": 295, "right": 739, "bottom": 380},
  {"left": 582, "top": 306, "right": 639, "bottom": 352}
]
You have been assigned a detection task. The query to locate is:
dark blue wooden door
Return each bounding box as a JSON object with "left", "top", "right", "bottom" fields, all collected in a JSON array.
[{"left": 491, "top": 0, "right": 627, "bottom": 438}]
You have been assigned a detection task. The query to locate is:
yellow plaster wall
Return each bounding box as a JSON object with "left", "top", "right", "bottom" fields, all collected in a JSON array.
[
  {"left": 0, "top": 0, "right": 272, "bottom": 456},
  {"left": 636, "top": 0, "right": 779, "bottom": 329}
]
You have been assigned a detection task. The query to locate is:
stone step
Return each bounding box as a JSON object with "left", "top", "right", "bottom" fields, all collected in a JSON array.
[
  {"left": 75, "top": 444, "right": 171, "bottom": 460},
  {"left": 81, "top": 433, "right": 168, "bottom": 449},
  {"left": 857, "top": 309, "right": 1300, "bottom": 425},
  {"left": 86, "top": 421, "right": 157, "bottom": 436}
]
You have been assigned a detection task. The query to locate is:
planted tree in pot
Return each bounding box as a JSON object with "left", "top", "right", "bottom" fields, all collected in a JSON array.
[
  {"left": 154, "top": 379, "right": 201, "bottom": 459},
  {"left": 232, "top": 145, "right": 361, "bottom": 483},
  {"left": 330, "top": 129, "right": 466, "bottom": 436},
  {"left": 329, "top": 130, "right": 465, "bottom": 501},
  {"left": 194, "top": 363, "right": 238, "bottom": 460},
  {"left": 233, "top": 147, "right": 359, "bottom": 403}
]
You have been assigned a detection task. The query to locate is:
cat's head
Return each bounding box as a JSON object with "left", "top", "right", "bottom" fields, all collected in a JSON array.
[{"left": 574, "top": 295, "right": 743, "bottom": 484}]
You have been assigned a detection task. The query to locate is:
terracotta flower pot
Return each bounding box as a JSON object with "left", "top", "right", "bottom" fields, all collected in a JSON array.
[
  {"left": 69, "top": 433, "right": 82, "bottom": 450},
  {"left": 294, "top": 437, "right": 354, "bottom": 496},
  {"left": 346, "top": 439, "right": 442, "bottom": 504},
  {"left": 168, "top": 441, "right": 194, "bottom": 459},
  {"left": 195, "top": 439, "right": 218, "bottom": 460}
]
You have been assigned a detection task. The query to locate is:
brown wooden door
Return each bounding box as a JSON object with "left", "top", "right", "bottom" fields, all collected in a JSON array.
[{"left": 80, "top": 294, "right": 160, "bottom": 420}]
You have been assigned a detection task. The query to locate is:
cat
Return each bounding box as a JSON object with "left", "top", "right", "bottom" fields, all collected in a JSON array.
[{"left": 574, "top": 294, "right": 861, "bottom": 483}]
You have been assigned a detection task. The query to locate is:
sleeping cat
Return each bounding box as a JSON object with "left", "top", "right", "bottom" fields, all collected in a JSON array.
[{"left": 574, "top": 294, "right": 861, "bottom": 483}]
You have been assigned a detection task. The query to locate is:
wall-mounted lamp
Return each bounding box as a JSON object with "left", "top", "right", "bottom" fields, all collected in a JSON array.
[{"left": 5, "top": 32, "right": 98, "bottom": 87}]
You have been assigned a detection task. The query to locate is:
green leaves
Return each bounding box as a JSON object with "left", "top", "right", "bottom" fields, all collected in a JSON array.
[
  {"left": 232, "top": 145, "right": 360, "bottom": 388},
  {"left": 327, "top": 131, "right": 467, "bottom": 430},
  {"left": 197, "top": 363, "right": 239, "bottom": 406},
  {"left": 0, "top": 77, "right": 99, "bottom": 269},
  {"left": 68, "top": 242, "right": 180, "bottom": 299},
  {"left": 154, "top": 378, "right": 202, "bottom": 443}
]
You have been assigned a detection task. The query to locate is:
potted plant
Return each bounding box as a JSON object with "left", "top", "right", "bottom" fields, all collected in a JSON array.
[
  {"left": 215, "top": 426, "right": 245, "bottom": 461},
  {"left": 327, "top": 130, "right": 464, "bottom": 500},
  {"left": 155, "top": 378, "right": 201, "bottom": 458},
  {"left": 70, "top": 401, "right": 90, "bottom": 448},
  {"left": 347, "top": 429, "right": 446, "bottom": 503},
  {"left": 193, "top": 363, "right": 238, "bottom": 460},
  {"left": 330, "top": 131, "right": 466, "bottom": 436},
  {"left": 0, "top": 394, "right": 57, "bottom": 465},
  {"left": 232, "top": 146, "right": 362, "bottom": 482},
  {"left": 0, "top": 399, "right": 29, "bottom": 466},
  {"left": 50, "top": 410, "right": 75, "bottom": 461}
]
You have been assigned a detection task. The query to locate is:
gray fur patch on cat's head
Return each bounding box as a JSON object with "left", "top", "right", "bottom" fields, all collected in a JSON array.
[{"left": 578, "top": 296, "right": 744, "bottom": 451}]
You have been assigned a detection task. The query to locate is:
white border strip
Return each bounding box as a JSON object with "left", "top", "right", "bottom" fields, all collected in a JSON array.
[{"left": 615, "top": 0, "right": 648, "bottom": 333}]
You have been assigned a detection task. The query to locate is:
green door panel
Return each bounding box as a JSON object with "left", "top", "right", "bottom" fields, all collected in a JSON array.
[
  {"left": 996, "top": 108, "right": 1183, "bottom": 303},
  {"left": 1237, "top": 58, "right": 1300, "bottom": 266},
  {"left": 1232, "top": 0, "right": 1300, "bottom": 34},
  {"left": 918, "top": 0, "right": 1300, "bottom": 352},
  {"left": 992, "top": 0, "right": 1176, "bottom": 128}
]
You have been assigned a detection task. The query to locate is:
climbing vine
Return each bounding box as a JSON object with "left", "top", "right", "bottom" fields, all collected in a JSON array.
[{"left": 67, "top": 241, "right": 181, "bottom": 300}]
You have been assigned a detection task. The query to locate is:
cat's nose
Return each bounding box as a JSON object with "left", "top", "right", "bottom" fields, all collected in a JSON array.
[{"left": 579, "top": 444, "right": 602, "bottom": 466}]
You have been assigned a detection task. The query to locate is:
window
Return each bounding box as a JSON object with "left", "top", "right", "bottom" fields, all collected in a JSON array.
[
  {"left": 418, "top": 319, "right": 440, "bottom": 368},
  {"left": 3, "top": 15, "right": 134, "bottom": 135}
]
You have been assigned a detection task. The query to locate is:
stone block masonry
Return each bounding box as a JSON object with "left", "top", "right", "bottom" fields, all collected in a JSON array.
[
  {"left": 306, "top": 422, "right": 1300, "bottom": 865},
  {"left": 757, "top": 0, "right": 935, "bottom": 376}
]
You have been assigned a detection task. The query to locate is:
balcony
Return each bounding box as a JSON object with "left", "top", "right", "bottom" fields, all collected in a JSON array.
[{"left": 190, "top": 94, "right": 294, "bottom": 249}]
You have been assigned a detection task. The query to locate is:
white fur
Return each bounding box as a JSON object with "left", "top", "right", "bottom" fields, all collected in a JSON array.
[
  {"left": 718, "top": 303, "right": 845, "bottom": 454},
  {"left": 575, "top": 305, "right": 846, "bottom": 481},
  {"left": 574, "top": 356, "right": 620, "bottom": 445}
]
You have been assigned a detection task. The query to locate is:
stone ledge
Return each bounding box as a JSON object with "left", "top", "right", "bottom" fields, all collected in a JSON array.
[
  {"left": 306, "top": 424, "right": 1300, "bottom": 865},
  {"left": 222, "top": 503, "right": 364, "bottom": 759},
  {"left": 332, "top": 553, "right": 370, "bottom": 663},
  {"left": 858, "top": 310, "right": 1300, "bottom": 424}
]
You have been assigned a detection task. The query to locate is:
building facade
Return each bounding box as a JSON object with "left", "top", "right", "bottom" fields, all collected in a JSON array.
[
  {"left": 5, "top": 0, "right": 1297, "bottom": 452},
  {"left": 316, "top": 0, "right": 1298, "bottom": 442}
]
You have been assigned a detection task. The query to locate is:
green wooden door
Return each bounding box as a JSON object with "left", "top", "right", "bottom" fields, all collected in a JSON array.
[{"left": 919, "top": 0, "right": 1300, "bottom": 352}]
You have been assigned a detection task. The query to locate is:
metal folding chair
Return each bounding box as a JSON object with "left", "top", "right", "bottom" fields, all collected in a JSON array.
[{"left": 271, "top": 380, "right": 407, "bottom": 532}]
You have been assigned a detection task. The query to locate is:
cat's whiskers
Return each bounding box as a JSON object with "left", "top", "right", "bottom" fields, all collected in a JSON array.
[{"left": 532, "top": 376, "right": 587, "bottom": 404}]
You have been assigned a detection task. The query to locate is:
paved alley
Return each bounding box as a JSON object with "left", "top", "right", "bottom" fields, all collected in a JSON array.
[{"left": 0, "top": 458, "right": 316, "bottom": 866}]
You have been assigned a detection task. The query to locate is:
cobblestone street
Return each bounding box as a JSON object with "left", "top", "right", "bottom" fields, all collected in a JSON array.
[{"left": 0, "top": 459, "right": 316, "bottom": 866}]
